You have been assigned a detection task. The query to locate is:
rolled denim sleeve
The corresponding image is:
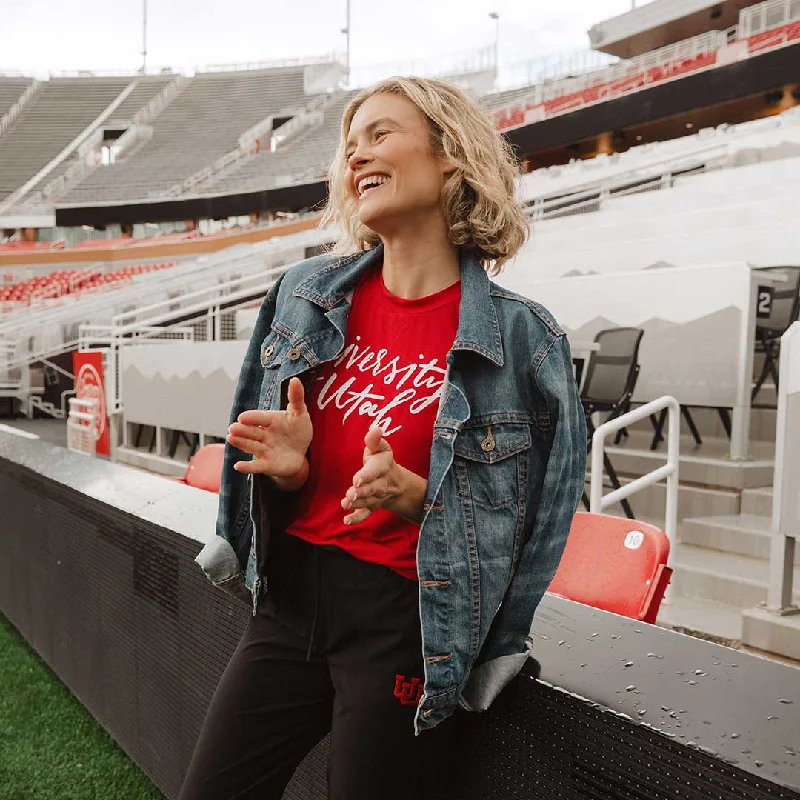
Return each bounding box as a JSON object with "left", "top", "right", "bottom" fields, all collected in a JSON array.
[
  {"left": 214, "top": 274, "right": 285, "bottom": 570},
  {"left": 481, "top": 333, "right": 586, "bottom": 660}
]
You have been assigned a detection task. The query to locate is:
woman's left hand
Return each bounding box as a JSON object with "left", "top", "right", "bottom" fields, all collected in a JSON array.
[{"left": 341, "top": 427, "right": 402, "bottom": 525}]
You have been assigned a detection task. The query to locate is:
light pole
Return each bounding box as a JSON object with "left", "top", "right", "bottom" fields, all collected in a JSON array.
[
  {"left": 341, "top": 0, "right": 351, "bottom": 86},
  {"left": 489, "top": 12, "right": 499, "bottom": 87},
  {"left": 141, "top": 0, "right": 148, "bottom": 74}
]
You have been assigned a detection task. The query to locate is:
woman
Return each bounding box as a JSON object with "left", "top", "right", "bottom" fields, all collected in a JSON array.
[{"left": 182, "top": 76, "right": 586, "bottom": 800}]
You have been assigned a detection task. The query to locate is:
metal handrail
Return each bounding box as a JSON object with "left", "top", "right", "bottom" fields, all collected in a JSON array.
[
  {"left": 739, "top": 0, "right": 800, "bottom": 38},
  {"left": 590, "top": 396, "right": 680, "bottom": 553},
  {"left": 494, "top": 0, "right": 799, "bottom": 128},
  {"left": 767, "top": 322, "right": 799, "bottom": 613},
  {"left": 0, "top": 79, "right": 41, "bottom": 138},
  {"left": 196, "top": 53, "right": 341, "bottom": 73},
  {"left": 492, "top": 27, "right": 727, "bottom": 126},
  {"left": 525, "top": 143, "right": 729, "bottom": 219}
]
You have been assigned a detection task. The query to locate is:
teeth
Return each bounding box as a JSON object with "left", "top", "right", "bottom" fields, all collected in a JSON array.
[{"left": 357, "top": 175, "right": 389, "bottom": 197}]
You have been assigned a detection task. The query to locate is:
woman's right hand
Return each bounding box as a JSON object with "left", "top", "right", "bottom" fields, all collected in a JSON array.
[{"left": 226, "top": 377, "right": 312, "bottom": 487}]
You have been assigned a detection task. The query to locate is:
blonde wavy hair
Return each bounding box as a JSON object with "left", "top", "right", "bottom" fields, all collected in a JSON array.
[{"left": 321, "top": 76, "right": 528, "bottom": 275}]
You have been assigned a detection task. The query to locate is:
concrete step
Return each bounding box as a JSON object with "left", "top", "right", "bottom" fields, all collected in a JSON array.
[
  {"left": 604, "top": 434, "right": 774, "bottom": 491},
  {"left": 680, "top": 514, "right": 800, "bottom": 565},
  {"left": 590, "top": 476, "right": 740, "bottom": 525},
  {"left": 670, "top": 542, "right": 800, "bottom": 608},
  {"left": 656, "top": 594, "right": 743, "bottom": 643},
  {"left": 741, "top": 486, "right": 774, "bottom": 518},
  {"left": 742, "top": 607, "right": 800, "bottom": 662},
  {"left": 632, "top": 405, "right": 777, "bottom": 444}
]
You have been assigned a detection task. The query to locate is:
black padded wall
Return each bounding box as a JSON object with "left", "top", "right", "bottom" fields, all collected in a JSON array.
[{"left": 1, "top": 433, "right": 798, "bottom": 799}]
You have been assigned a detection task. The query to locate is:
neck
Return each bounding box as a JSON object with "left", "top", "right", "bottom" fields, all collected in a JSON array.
[{"left": 378, "top": 214, "right": 460, "bottom": 300}]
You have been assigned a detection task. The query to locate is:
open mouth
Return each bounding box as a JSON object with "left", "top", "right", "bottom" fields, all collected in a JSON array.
[{"left": 357, "top": 174, "right": 390, "bottom": 199}]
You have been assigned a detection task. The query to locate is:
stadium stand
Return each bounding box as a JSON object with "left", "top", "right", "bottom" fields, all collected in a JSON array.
[
  {"left": 0, "top": 227, "right": 329, "bottom": 368},
  {"left": 0, "top": 76, "right": 34, "bottom": 121},
  {"left": 0, "top": 0, "right": 794, "bottom": 220},
  {"left": 518, "top": 107, "right": 800, "bottom": 207},
  {"left": 200, "top": 89, "right": 357, "bottom": 194},
  {"left": 0, "top": 262, "right": 176, "bottom": 306},
  {"left": 517, "top": 150, "right": 800, "bottom": 278},
  {"left": 0, "top": 77, "right": 134, "bottom": 202},
  {"left": 58, "top": 66, "right": 320, "bottom": 204},
  {"left": 9, "top": 74, "right": 177, "bottom": 209}
]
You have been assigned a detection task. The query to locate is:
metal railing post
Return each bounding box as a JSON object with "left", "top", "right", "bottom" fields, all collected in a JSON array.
[
  {"left": 590, "top": 395, "right": 681, "bottom": 555},
  {"left": 766, "top": 322, "right": 799, "bottom": 614}
]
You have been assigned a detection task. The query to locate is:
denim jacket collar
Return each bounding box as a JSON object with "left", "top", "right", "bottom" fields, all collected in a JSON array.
[{"left": 293, "top": 243, "right": 504, "bottom": 367}]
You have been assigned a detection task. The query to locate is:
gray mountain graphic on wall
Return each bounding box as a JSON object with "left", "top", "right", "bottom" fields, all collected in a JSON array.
[
  {"left": 566, "top": 306, "right": 742, "bottom": 408},
  {"left": 123, "top": 365, "right": 236, "bottom": 438}
]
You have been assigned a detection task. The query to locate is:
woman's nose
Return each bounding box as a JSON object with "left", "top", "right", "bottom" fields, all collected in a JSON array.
[{"left": 348, "top": 147, "right": 370, "bottom": 170}]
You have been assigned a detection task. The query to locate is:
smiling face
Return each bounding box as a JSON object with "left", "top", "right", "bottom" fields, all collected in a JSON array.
[{"left": 344, "top": 92, "right": 452, "bottom": 235}]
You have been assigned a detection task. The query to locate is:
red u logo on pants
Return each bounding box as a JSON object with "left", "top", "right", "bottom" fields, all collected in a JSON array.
[{"left": 393, "top": 674, "right": 423, "bottom": 706}]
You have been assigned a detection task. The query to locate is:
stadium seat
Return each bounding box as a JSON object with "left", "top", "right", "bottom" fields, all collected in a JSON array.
[
  {"left": 579, "top": 327, "right": 644, "bottom": 519},
  {"left": 170, "top": 443, "right": 225, "bottom": 493},
  {"left": 547, "top": 512, "right": 672, "bottom": 624}
]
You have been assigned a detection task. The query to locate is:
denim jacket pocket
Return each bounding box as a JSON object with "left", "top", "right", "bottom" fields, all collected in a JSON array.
[{"left": 453, "top": 422, "right": 531, "bottom": 509}]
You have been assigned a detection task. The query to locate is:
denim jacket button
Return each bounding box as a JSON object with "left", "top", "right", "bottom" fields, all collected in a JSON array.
[
  {"left": 480, "top": 437, "right": 496, "bottom": 452},
  {"left": 287, "top": 348, "right": 301, "bottom": 361}
]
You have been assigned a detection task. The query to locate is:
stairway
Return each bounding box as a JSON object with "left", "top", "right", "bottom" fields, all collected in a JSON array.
[{"left": 588, "top": 389, "right": 800, "bottom": 661}]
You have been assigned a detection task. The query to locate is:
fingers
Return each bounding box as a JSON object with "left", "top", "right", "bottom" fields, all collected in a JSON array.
[
  {"left": 341, "top": 481, "right": 378, "bottom": 510},
  {"left": 353, "top": 449, "right": 392, "bottom": 489},
  {"left": 364, "top": 425, "right": 389, "bottom": 455},
  {"left": 228, "top": 422, "right": 264, "bottom": 440},
  {"left": 232, "top": 458, "right": 271, "bottom": 474},
  {"left": 286, "top": 377, "right": 307, "bottom": 416},
  {"left": 237, "top": 409, "right": 279, "bottom": 427},
  {"left": 226, "top": 433, "right": 265, "bottom": 458},
  {"left": 344, "top": 508, "right": 372, "bottom": 525}
]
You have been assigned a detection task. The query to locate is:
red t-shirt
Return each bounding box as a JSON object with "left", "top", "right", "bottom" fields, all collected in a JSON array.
[{"left": 285, "top": 266, "right": 461, "bottom": 580}]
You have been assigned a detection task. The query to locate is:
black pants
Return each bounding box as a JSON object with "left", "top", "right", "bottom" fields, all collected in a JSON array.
[{"left": 179, "top": 537, "right": 456, "bottom": 800}]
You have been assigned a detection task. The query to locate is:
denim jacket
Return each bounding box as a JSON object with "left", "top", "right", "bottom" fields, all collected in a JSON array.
[{"left": 195, "top": 244, "right": 586, "bottom": 733}]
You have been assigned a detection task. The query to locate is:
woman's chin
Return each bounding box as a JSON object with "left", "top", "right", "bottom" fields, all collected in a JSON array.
[{"left": 356, "top": 203, "right": 388, "bottom": 229}]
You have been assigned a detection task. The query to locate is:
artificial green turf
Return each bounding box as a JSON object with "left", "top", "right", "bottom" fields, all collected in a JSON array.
[{"left": 0, "top": 613, "right": 164, "bottom": 800}]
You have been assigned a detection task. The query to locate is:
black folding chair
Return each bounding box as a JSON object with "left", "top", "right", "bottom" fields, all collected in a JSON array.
[
  {"left": 580, "top": 327, "right": 644, "bottom": 520},
  {"left": 751, "top": 266, "right": 800, "bottom": 404}
]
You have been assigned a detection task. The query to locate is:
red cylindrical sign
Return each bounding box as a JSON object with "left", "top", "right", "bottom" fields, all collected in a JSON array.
[{"left": 72, "top": 350, "right": 110, "bottom": 457}]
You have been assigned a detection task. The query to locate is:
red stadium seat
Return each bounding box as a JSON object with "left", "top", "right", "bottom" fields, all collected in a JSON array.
[
  {"left": 170, "top": 443, "right": 225, "bottom": 493},
  {"left": 547, "top": 512, "right": 672, "bottom": 624}
]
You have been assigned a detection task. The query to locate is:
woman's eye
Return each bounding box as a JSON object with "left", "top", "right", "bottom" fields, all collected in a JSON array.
[{"left": 374, "top": 130, "right": 389, "bottom": 140}]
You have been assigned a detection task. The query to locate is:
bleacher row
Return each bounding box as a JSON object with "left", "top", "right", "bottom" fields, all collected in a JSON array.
[
  {"left": 0, "top": 0, "right": 797, "bottom": 215},
  {"left": 0, "top": 262, "right": 177, "bottom": 306},
  {"left": 518, "top": 105, "right": 800, "bottom": 205}
]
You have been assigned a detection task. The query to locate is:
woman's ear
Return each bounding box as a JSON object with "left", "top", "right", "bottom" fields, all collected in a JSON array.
[{"left": 440, "top": 157, "right": 458, "bottom": 178}]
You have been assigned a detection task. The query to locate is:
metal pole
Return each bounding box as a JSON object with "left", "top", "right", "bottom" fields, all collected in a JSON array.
[
  {"left": 142, "top": 0, "right": 148, "bottom": 74},
  {"left": 489, "top": 12, "right": 499, "bottom": 86},
  {"left": 345, "top": 0, "right": 351, "bottom": 86}
]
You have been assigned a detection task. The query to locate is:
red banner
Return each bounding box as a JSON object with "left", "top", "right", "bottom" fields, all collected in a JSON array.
[{"left": 72, "top": 350, "right": 110, "bottom": 457}]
